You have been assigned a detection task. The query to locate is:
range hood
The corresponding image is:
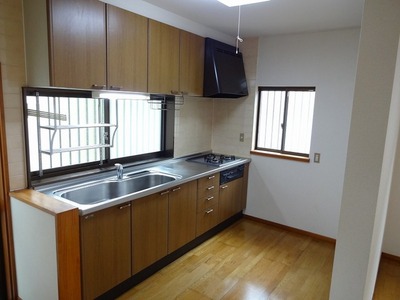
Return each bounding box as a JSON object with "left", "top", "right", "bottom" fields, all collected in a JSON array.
[{"left": 203, "top": 38, "right": 248, "bottom": 98}]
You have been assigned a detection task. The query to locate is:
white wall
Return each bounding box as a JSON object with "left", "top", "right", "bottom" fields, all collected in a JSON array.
[
  {"left": 384, "top": 131, "right": 400, "bottom": 256},
  {"left": 245, "top": 29, "right": 360, "bottom": 238},
  {"left": 330, "top": 0, "right": 400, "bottom": 298},
  {"left": 11, "top": 198, "right": 58, "bottom": 299},
  {"left": 384, "top": 53, "right": 400, "bottom": 257}
]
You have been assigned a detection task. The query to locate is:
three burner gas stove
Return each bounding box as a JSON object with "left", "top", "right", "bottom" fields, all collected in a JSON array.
[{"left": 187, "top": 153, "right": 236, "bottom": 167}]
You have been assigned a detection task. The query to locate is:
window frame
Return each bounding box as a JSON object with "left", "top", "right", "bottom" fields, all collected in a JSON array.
[
  {"left": 22, "top": 87, "right": 175, "bottom": 185},
  {"left": 253, "top": 86, "right": 315, "bottom": 161}
]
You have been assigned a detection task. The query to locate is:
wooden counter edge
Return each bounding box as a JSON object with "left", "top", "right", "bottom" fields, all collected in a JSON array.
[{"left": 10, "top": 189, "right": 77, "bottom": 215}]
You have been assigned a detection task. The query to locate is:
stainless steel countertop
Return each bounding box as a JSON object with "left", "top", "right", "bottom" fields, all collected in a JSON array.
[{"left": 36, "top": 154, "right": 251, "bottom": 215}]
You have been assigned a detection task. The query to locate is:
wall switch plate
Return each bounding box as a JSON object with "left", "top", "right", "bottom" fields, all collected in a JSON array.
[
  {"left": 240, "top": 133, "right": 244, "bottom": 142},
  {"left": 314, "top": 153, "right": 321, "bottom": 163}
]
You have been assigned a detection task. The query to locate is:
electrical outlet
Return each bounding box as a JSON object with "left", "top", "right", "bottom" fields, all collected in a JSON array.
[
  {"left": 240, "top": 133, "right": 244, "bottom": 142},
  {"left": 314, "top": 153, "right": 321, "bottom": 163}
]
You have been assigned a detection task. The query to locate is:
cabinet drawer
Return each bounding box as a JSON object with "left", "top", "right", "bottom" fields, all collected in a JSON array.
[
  {"left": 196, "top": 205, "right": 218, "bottom": 236},
  {"left": 197, "top": 192, "right": 218, "bottom": 212},
  {"left": 198, "top": 173, "right": 220, "bottom": 199},
  {"left": 198, "top": 173, "right": 220, "bottom": 190}
]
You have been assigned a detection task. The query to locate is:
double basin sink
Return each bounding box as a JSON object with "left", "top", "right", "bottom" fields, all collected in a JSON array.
[{"left": 53, "top": 169, "right": 181, "bottom": 206}]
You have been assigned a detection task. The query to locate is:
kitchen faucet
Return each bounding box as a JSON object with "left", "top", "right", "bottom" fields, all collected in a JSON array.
[{"left": 115, "top": 163, "right": 123, "bottom": 180}]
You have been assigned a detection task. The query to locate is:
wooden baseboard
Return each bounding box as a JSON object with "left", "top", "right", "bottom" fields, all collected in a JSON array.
[
  {"left": 243, "top": 215, "right": 400, "bottom": 262},
  {"left": 381, "top": 252, "right": 400, "bottom": 262},
  {"left": 243, "top": 214, "right": 336, "bottom": 244}
]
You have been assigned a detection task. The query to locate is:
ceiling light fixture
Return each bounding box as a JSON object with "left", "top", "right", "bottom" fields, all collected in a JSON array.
[
  {"left": 218, "top": 0, "right": 270, "bottom": 53},
  {"left": 217, "top": 0, "right": 270, "bottom": 7}
]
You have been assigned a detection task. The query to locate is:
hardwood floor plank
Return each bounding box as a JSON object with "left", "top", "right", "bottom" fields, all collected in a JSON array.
[
  {"left": 373, "top": 257, "right": 400, "bottom": 299},
  {"left": 221, "top": 279, "right": 271, "bottom": 300},
  {"left": 241, "top": 257, "right": 290, "bottom": 294},
  {"left": 118, "top": 218, "right": 400, "bottom": 300},
  {"left": 177, "top": 288, "right": 212, "bottom": 300}
]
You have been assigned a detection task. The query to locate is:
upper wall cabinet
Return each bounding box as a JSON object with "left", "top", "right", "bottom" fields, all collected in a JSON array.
[
  {"left": 148, "top": 20, "right": 180, "bottom": 95},
  {"left": 49, "top": 0, "right": 107, "bottom": 89},
  {"left": 107, "top": 6, "right": 148, "bottom": 92},
  {"left": 180, "top": 30, "right": 204, "bottom": 96},
  {"left": 148, "top": 21, "right": 205, "bottom": 96},
  {"left": 24, "top": 0, "right": 204, "bottom": 95},
  {"left": 25, "top": 1, "right": 148, "bottom": 91},
  {"left": 24, "top": 0, "right": 107, "bottom": 89}
]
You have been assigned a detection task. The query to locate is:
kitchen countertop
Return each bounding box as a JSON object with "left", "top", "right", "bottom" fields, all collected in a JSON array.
[{"left": 36, "top": 154, "right": 251, "bottom": 215}]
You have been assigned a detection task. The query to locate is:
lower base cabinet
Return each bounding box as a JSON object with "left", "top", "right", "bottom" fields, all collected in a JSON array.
[
  {"left": 79, "top": 163, "right": 248, "bottom": 298},
  {"left": 131, "top": 180, "right": 197, "bottom": 273},
  {"left": 219, "top": 177, "right": 244, "bottom": 222},
  {"left": 132, "top": 192, "right": 168, "bottom": 274},
  {"left": 12, "top": 164, "right": 249, "bottom": 299},
  {"left": 168, "top": 180, "right": 197, "bottom": 253},
  {"left": 80, "top": 202, "right": 132, "bottom": 300}
]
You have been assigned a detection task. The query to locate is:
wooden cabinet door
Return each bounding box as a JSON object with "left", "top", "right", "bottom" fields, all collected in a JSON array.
[
  {"left": 132, "top": 192, "right": 168, "bottom": 274},
  {"left": 49, "top": 0, "right": 107, "bottom": 89},
  {"left": 80, "top": 203, "right": 131, "bottom": 300},
  {"left": 219, "top": 178, "right": 243, "bottom": 222},
  {"left": 148, "top": 20, "right": 180, "bottom": 94},
  {"left": 180, "top": 31, "right": 204, "bottom": 96},
  {"left": 168, "top": 181, "right": 197, "bottom": 253},
  {"left": 107, "top": 5, "right": 148, "bottom": 92}
]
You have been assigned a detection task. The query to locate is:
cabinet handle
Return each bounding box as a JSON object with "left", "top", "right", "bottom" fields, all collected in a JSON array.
[
  {"left": 160, "top": 190, "right": 170, "bottom": 195},
  {"left": 172, "top": 187, "right": 181, "bottom": 192},
  {"left": 221, "top": 185, "right": 228, "bottom": 189},
  {"left": 207, "top": 185, "right": 215, "bottom": 190},
  {"left": 109, "top": 86, "right": 121, "bottom": 90},
  {"left": 84, "top": 214, "right": 94, "bottom": 220},
  {"left": 91, "top": 84, "right": 106, "bottom": 90},
  {"left": 205, "top": 208, "right": 214, "bottom": 214},
  {"left": 206, "top": 196, "right": 214, "bottom": 201},
  {"left": 208, "top": 175, "right": 215, "bottom": 180},
  {"left": 119, "top": 203, "right": 131, "bottom": 210}
]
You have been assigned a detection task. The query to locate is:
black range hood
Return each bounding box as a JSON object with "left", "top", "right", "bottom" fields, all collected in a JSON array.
[{"left": 203, "top": 38, "right": 248, "bottom": 98}]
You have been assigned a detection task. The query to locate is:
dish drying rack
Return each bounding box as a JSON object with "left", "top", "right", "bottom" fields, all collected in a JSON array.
[{"left": 29, "top": 92, "right": 118, "bottom": 176}]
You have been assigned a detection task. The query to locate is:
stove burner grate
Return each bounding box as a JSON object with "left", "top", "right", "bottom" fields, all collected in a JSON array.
[{"left": 204, "top": 154, "right": 236, "bottom": 165}]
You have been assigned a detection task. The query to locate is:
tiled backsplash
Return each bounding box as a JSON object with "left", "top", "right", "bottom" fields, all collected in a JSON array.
[
  {"left": 174, "top": 96, "right": 213, "bottom": 157},
  {"left": 1, "top": 0, "right": 27, "bottom": 190},
  {"left": 175, "top": 38, "right": 258, "bottom": 159}
]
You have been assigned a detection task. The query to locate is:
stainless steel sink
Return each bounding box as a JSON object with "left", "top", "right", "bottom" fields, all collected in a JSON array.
[{"left": 53, "top": 171, "right": 179, "bottom": 205}]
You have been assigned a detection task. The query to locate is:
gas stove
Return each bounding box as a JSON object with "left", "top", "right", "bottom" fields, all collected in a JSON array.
[{"left": 187, "top": 153, "right": 236, "bottom": 166}]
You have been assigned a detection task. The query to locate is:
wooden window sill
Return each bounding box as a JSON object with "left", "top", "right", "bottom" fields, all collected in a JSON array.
[{"left": 250, "top": 150, "right": 310, "bottom": 163}]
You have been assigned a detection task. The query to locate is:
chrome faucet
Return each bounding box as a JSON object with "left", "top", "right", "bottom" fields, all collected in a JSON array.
[{"left": 115, "top": 163, "right": 123, "bottom": 180}]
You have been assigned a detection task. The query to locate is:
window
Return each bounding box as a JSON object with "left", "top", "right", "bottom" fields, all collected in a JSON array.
[
  {"left": 23, "top": 88, "right": 175, "bottom": 183},
  {"left": 254, "top": 87, "right": 315, "bottom": 158}
]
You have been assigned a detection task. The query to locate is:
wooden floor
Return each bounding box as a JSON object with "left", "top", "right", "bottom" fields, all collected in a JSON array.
[{"left": 118, "top": 218, "right": 400, "bottom": 300}]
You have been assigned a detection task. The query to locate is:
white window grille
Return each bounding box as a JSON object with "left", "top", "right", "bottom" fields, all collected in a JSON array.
[{"left": 255, "top": 87, "right": 316, "bottom": 157}]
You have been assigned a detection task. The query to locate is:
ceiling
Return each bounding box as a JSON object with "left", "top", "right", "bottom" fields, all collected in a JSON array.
[{"left": 141, "top": 0, "right": 365, "bottom": 37}]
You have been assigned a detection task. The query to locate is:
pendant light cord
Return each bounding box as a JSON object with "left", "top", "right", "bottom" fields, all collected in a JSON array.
[{"left": 236, "top": 5, "right": 243, "bottom": 54}]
